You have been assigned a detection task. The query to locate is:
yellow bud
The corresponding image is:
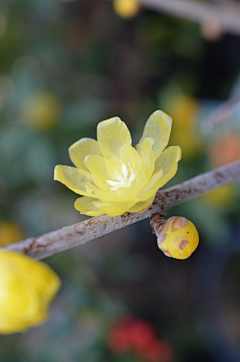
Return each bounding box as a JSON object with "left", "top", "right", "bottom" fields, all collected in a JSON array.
[
  {"left": 157, "top": 217, "right": 199, "bottom": 260},
  {"left": 113, "top": 0, "right": 140, "bottom": 19},
  {"left": 0, "top": 251, "right": 61, "bottom": 334},
  {"left": 0, "top": 220, "right": 24, "bottom": 247}
]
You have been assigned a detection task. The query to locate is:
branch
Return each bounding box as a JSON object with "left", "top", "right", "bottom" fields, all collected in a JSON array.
[
  {"left": 139, "top": 0, "right": 240, "bottom": 35},
  {"left": 202, "top": 95, "right": 240, "bottom": 133},
  {"left": 3, "top": 160, "right": 240, "bottom": 260}
]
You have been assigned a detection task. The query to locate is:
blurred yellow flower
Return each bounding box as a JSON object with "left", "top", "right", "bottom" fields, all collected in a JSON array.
[
  {"left": 0, "top": 220, "right": 24, "bottom": 247},
  {"left": 0, "top": 251, "right": 61, "bottom": 334},
  {"left": 203, "top": 184, "right": 236, "bottom": 208},
  {"left": 157, "top": 217, "right": 199, "bottom": 260},
  {"left": 22, "top": 92, "right": 61, "bottom": 131},
  {"left": 113, "top": 0, "right": 140, "bottom": 19},
  {"left": 54, "top": 111, "right": 181, "bottom": 216},
  {"left": 166, "top": 95, "right": 202, "bottom": 159},
  {"left": 167, "top": 95, "right": 198, "bottom": 130}
]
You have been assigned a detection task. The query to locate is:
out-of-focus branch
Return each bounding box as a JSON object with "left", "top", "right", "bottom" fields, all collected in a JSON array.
[
  {"left": 3, "top": 160, "right": 240, "bottom": 260},
  {"left": 139, "top": 0, "right": 240, "bottom": 35},
  {"left": 202, "top": 95, "right": 240, "bottom": 133},
  {"left": 212, "top": 0, "right": 236, "bottom": 5}
]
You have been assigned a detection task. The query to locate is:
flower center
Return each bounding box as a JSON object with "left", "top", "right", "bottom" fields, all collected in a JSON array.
[{"left": 106, "top": 163, "right": 136, "bottom": 191}]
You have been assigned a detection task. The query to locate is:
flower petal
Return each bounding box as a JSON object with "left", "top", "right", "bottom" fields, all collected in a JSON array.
[
  {"left": 138, "top": 110, "right": 172, "bottom": 159},
  {"left": 127, "top": 194, "right": 155, "bottom": 213},
  {"left": 136, "top": 146, "right": 181, "bottom": 201},
  {"left": 97, "top": 117, "right": 132, "bottom": 159},
  {"left": 89, "top": 168, "right": 147, "bottom": 203},
  {"left": 74, "top": 197, "right": 135, "bottom": 216},
  {"left": 136, "top": 170, "right": 164, "bottom": 201},
  {"left": 84, "top": 155, "right": 110, "bottom": 190},
  {"left": 0, "top": 316, "right": 29, "bottom": 334},
  {"left": 105, "top": 158, "right": 127, "bottom": 181},
  {"left": 68, "top": 138, "right": 101, "bottom": 170},
  {"left": 93, "top": 200, "right": 136, "bottom": 216},
  {"left": 119, "top": 144, "right": 142, "bottom": 175},
  {"left": 154, "top": 146, "right": 182, "bottom": 187},
  {"left": 54, "top": 165, "right": 97, "bottom": 197},
  {"left": 138, "top": 137, "right": 155, "bottom": 180},
  {"left": 74, "top": 197, "right": 103, "bottom": 216},
  {"left": 89, "top": 184, "right": 138, "bottom": 203}
]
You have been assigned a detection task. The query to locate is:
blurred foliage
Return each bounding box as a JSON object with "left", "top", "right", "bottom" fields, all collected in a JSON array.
[{"left": 0, "top": 0, "right": 240, "bottom": 361}]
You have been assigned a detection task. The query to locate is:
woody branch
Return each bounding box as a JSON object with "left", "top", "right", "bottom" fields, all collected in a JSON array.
[
  {"left": 139, "top": 0, "right": 240, "bottom": 35},
  {"left": 2, "top": 160, "right": 240, "bottom": 260},
  {"left": 202, "top": 95, "right": 240, "bottom": 132}
]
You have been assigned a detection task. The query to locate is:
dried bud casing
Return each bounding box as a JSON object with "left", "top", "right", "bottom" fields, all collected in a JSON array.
[{"left": 157, "top": 217, "right": 199, "bottom": 260}]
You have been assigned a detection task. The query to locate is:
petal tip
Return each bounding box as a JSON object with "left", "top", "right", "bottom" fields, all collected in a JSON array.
[
  {"left": 53, "top": 165, "right": 60, "bottom": 181},
  {"left": 97, "top": 116, "right": 121, "bottom": 130},
  {"left": 178, "top": 146, "right": 182, "bottom": 161},
  {"left": 154, "top": 110, "right": 172, "bottom": 127}
]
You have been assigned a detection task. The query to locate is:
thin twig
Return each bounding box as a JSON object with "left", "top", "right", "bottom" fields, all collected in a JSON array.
[
  {"left": 3, "top": 160, "right": 240, "bottom": 260},
  {"left": 139, "top": 0, "right": 240, "bottom": 35},
  {"left": 212, "top": 0, "right": 237, "bottom": 5},
  {"left": 202, "top": 95, "right": 240, "bottom": 133}
]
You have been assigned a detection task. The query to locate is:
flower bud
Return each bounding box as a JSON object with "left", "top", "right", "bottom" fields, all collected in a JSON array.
[
  {"left": 157, "top": 217, "right": 199, "bottom": 260},
  {"left": 113, "top": 0, "right": 140, "bottom": 19},
  {"left": 0, "top": 251, "right": 61, "bottom": 334}
]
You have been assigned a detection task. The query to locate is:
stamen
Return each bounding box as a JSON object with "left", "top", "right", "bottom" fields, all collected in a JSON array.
[
  {"left": 106, "top": 163, "right": 136, "bottom": 191},
  {"left": 122, "top": 163, "right": 128, "bottom": 179},
  {"left": 106, "top": 180, "right": 120, "bottom": 187},
  {"left": 128, "top": 163, "right": 134, "bottom": 172},
  {"left": 128, "top": 173, "right": 136, "bottom": 182}
]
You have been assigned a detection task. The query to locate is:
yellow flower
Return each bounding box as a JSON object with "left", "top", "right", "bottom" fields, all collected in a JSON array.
[
  {"left": 54, "top": 111, "right": 181, "bottom": 216},
  {"left": 22, "top": 92, "right": 61, "bottom": 131},
  {"left": 0, "top": 220, "right": 24, "bottom": 247},
  {"left": 166, "top": 95, "right": 202, "bottom": 159},
  {"left": 0, "top": 251, "right": 61, "bottom": 334},
  {"left": 157, "top": 217, "right": 199, "bottom": 260},
  {"left": 166, "top": 95, "right": 198, "bottom": 130},
  {"left": 203, "top": 184, "right": 236, "bottom": 208},
  {"left": 113, "top": 0, "right": 140, "bottom": 19}
]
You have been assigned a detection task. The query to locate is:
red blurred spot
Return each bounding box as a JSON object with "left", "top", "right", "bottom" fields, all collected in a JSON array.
[
  {"left": 129, "top": 320, "right": 155, "bottom": 351},
  {"left": 108, "top": 326, "right": 133, "bottom": 354},
  {"left": 107, "top": 316, "right": 173, "bottom": 362},
  {"left": 143, "top": 340, "right": 173, "bottom": 362},
  {"left": 210, "top": 133, "right": 240, "bottom": 167}
]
